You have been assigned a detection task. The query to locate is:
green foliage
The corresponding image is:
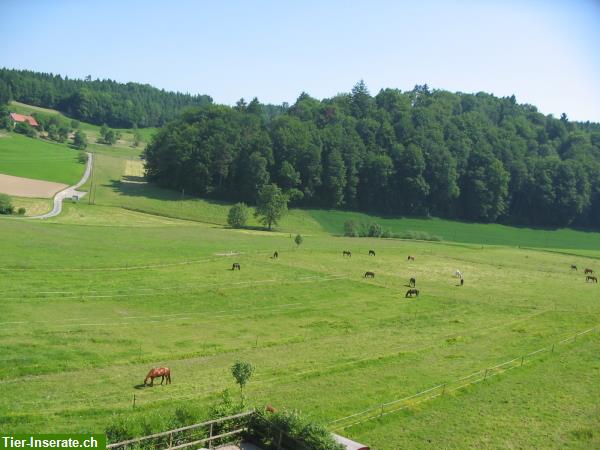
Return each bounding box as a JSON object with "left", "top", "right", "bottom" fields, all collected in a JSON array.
[
  {"left": 254, "top": 184, "right": 288, "bottom": 230},
  {"left": 98, "top": 124, "right": 117, "bottom": 145},
  {"left": 294, "top": 234, "right": 303, "bottom": 247},
  {"left": 70, "top": 119, "right": 80, "bottom": 129},
  {"left": 0, "top": 193, "right": 14, "bottom": 214},
  {"left": 227, "top": 203, "right": 249, "bottom": 228},
  {"left": 343, "top": 220, "right": 359, "bottom": 237},
  {"left": 368, "top": 222, "right": 382, "bottom": 237},
  {"left": 73, "top": 130, "right": 88, "bottom": 150},
  {"left": 247, "top": 409, "right": 344, "bottom": 450},
  {"left": 231, "top": 360, "right": 254, "bottom": 393},
  {"left": 0, "top": 68, "right": 212, "bottom": 128},
  {"left": 17, "top": 207, "right": 26, "bottom": 215},
  {"left": 14, "top": 121, "right": 36, "bottom": 137}
]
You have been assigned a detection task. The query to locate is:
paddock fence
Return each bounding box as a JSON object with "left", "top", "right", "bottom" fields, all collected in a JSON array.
[{"left": 328, "top": 324, "right": 599, "bottom": 431}]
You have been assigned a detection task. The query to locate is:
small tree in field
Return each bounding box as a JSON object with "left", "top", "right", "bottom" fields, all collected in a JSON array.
[
  {"left": 294, "top": 234, "right": 303, "bottom": 247},
  {"left": 227, "top": 203, "right": 249, "bottom": 228},
  {"left": 73, "top": 130, "right": 88, "bottom": 150},
  {"left": 231, "top": 361, "right": 253, "bottom": 405},
  {"left": 254, "top": 184, "right": 287, "bottom": 230},
  {"left": 0, "top": 194, "right": 14, "bottom": 214}
]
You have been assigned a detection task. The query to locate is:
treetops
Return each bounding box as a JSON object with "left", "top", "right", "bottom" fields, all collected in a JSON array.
[{"left": 142, "top": 82, "right": 599, "bottom": 228}]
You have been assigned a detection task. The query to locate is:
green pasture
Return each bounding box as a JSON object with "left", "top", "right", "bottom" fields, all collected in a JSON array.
[
  {"left": 0, "top": 133, "right": 85, "bottom": 185},
  {"left": 0, "top": 136, "right": 599, "bottom": 448}
]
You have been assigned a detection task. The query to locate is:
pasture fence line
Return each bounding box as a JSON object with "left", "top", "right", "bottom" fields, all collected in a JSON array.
[
  {"left": 106, "top": 410, "right": 254, "bottom": 450},
  {"left": 328, "top": 324, "right": 599, "bottom": 431}
]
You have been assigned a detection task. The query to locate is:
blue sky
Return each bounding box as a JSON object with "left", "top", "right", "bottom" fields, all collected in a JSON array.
[{"left": 1, "top": 0, "right": 599, "bottom": 121}]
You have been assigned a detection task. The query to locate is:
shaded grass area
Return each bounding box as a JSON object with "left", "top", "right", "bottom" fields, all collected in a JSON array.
[{"left": 0, "top": 133, "right": 85, "bottom": 184}]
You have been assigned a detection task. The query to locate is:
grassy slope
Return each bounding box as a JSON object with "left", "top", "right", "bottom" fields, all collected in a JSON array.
[{"left": 0, "top": 132, "right": 85, "bottom": 185}]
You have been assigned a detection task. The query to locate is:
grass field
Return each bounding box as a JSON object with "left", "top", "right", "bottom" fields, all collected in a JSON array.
[
  {"left": 0, "top": 133, "right": 85, "bottom": 185},
  {"left": 1, "top": 129, "right": 600, "bottom": 449}
]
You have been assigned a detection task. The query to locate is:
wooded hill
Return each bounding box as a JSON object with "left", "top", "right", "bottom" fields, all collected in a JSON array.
[
  {"left": 0, "top": 68, "right": 212, "bottom": 128},
  {"left": 144, "top": 82, "right": 600, "bottom": 228}
]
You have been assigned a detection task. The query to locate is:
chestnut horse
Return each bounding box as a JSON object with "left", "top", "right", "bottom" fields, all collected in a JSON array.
[
  {"left": 369, "top": 250, "right": 376, "bottom": 256},
  {"left": 584, "top": 268, "right": 594, "bottom": 274},
  {"left": 407, "top": 256, "right": 415, "bottom": 261},
  {"left": 364, "top": 271, "right": 375, "bottom": 278},
  {"left": 144, "top": 367, "right": 171, "bottom": 386},
  {"left": 405, "top": 289, "right": 419, "bottom": 298},
  {"left": 586, "top": 275, "right": 598, "bottom": 283}
]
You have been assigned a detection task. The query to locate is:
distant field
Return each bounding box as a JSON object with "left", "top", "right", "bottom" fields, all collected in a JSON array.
[
  {"left": 0, "top": 133, "right": 85, "bottom": 185},
  {"left": 10, "top": 101, "right": 157, "bottom": 148}
]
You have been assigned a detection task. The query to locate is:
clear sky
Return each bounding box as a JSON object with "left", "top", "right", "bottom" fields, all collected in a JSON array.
[{"left": 1, "top": 0, "right": 599, "bottom": 121}]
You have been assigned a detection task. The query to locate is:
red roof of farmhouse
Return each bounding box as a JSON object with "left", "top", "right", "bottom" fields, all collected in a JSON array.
[{"left": 9, "top": 113, "right": 39, "bottom": 127}]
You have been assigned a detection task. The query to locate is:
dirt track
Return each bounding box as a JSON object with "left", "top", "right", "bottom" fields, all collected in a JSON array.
[{"left": 0, "top": 174, "right": 68, "bottom": 198}]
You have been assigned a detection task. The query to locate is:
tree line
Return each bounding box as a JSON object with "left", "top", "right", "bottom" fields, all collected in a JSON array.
[
  {"left": 144, "top": 82, "right": 600, "bottom": 228},
  {"left": 0, "top": 68, "right": 212, "bottom": 128}
]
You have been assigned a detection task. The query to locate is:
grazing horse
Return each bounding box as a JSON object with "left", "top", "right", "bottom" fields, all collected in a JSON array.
[
  {"left": 454, "top": 270, "right": 463, "bottom": 278},
  {"left": 405, "top": 289, "right": 419, "bottom": 298},
  {"left": 369, "top": 250, "right": 376, "bottom": 256},
  {"left": 586, "top": 275, "right": 598, "bottom": 283},
  {"left": 409, "top": 277, "right": 416, "bottom": 287},
  {"left": 144, "top": 367, "right": 171, "bottom": 386},
  {"left": 364, "top": 271, "right": 375, "bottom": 278},
  {"left": 460, "top": 278, "right": 464, "bottom": 286},
  {"left": 232, "top": 263, "right": 241, "bottom": 270},
  {"left": 273, "top": 251, "right": 278, "bottom": 259},
  {"left": 407, "top": 256, "right": 415, "bottom": 261},
  {"left": 571, "top": 265, "right": 578, "bottom": 271},
  {"left": 343, "top": 250, "right": 352, "bottom": 258},
  {"left": 584, "top": 268, "right": 594, "bottom": 275}
]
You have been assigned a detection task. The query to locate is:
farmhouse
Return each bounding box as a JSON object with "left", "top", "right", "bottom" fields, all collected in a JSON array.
[{"left": 9, "top": 112, "right": 39, "bottom": 128}]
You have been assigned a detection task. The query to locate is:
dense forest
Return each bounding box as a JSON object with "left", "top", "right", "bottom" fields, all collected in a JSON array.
[
  {"left": 144, "top": 82, "right": 600, "bottom": 228},
  {"left": 0, "top": 68, "right": 212, "bottom": 127}
]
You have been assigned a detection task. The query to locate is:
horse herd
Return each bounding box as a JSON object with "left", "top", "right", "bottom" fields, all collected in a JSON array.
[
  {"left": 571, "top": 265, "right": 597, "bottom": 283},
  {"left": 143, "top": 251, "right": 596, "bottom": 387}
]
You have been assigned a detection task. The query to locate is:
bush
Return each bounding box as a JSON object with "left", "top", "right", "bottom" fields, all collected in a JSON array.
[
  {"left": 247, "top": 408, "right": 343, "bottom": 450},
  {"left": 343, "top": 220, "right": 358, "bottom": 237},
  {"left": 368, "top": 222, "right": 382, "bottom": 237},
  {"left": 14, "top": 121, "right": 36, "bottom": 137},
  {"left": 17, "top": 207, "right": 26, "bottom": 215},
  {"left": 0, "top": 194, "right": 14, "bottom": 214},
  {"left": 381, "top": 229, "right": 392, "bottom": 238},
  {"left": 77, "top": 151, "right": 88, "bottom": 164},
  {"left": 394, "top": 230, "right": 442, "bottom": 241},
  {"left": 73, "top": 130, "right": 88, "bottom": 150},
  {"left": 227, "top": 203, "right": 249, "bottom": 228}
]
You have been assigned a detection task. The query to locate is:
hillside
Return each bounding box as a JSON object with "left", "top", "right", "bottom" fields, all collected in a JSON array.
[
  {"left": 144, "top": 83, "right": 600, "bottom": 230},
  {"left": 0, "top": 68, "right": 213, "bottom": 127}
]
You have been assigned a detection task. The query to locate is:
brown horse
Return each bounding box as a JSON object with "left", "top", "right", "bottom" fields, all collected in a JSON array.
[
  {"left": 343, "top": 250, "right": 352, "bottom": 258},
  {"left": 144, "top": 367, "right": 171, "bottom": 386},
  {"left": 584, "top": 268, "right": 594, "bottom": 274},
  {"left": 409, "top": 277, "right": 416, "bottom": 287},
  {"left": 586, "top": 275, "right": 597, "bottom": 283},
  {"left": 405, "top": 289, "right": 419, "bottom": 298},
  {"left": 570, "top": 265, "right": 578, "bottom": 271},
  {"left": 364, "top": 271, "right": 375, "bottom": 278},
  {"left": 407, "top": 256, "right": 415, "bottom": 261},
  {"left": 232, "top": 263, "right": 241, "bottom": 270},
  {"left": 369, "top": 250, "right": 376, "bottom": 256},
  {"left": 273, "top": 251, "right": 278, "bottom": 259}
]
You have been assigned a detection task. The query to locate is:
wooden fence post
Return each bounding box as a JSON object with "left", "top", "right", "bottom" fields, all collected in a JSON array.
[
  {"left": 520, "top": 356, "right": 524, "bottom": 367},
  {"left": 484, "top": 369, "right": 488, "bottom": 380},
  {"left": 380, "top": 404, "right": 384, "bottom": 417},
  {"left": 132, "top": 394, "right": 136, "bottom": 409},
  {"left": 442, "top": 384, "right": 446, "bottom": 396},
  {"left": 168, "top": 432, "right": 173, "bottom": 449},
  {"left": 209, "top": 423, "right": 213, "bottom": 449},
  {"left": 277, "top": 430, "right": 283, "bottom": 450}
]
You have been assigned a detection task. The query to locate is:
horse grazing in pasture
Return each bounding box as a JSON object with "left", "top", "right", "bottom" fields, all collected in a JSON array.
[
  {"left": 407, "top": 256, "right": 415, "bottom": 261},
  {"left": 584, "top": 268, "right": 594, "bottom": 274},
  {"left": 232, "top": 263, "right": 241, "bottom": 270},
  {"left": 364, "top": 271, "right": 375, "bottom": 278},
  {"left": 405, "top": 289, "right": 419, "bottom": 298},
  {"left": 369, "top": 250, "right": 376, "bottom": 256},
  {"left": 571, "top": 265, "right": 578, "bottom": 271},
  {"left": 273, "top": 251, "right": 279, "bottom": 259},
  {"left": 343, "top": 250, "right": 352, "bottom": 258},
  {"left": 586, "top": 275, "right": 598, "bottom": 283},
  {"left": 460, "top": 278, "right": 464, "bottom": 286},
  {"left": 454, "top": 270, "right": 463, "bottom": 278},
  {"left": 144, "top": 367, "right": 171, "bottom": 386},
  {"left": 409, "top": 277, "right": 416, "bottom": 287}
]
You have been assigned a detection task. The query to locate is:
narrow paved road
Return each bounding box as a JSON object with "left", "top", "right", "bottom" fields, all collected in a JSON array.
[{"left": 30, "top": 152, "right": 93, "bottom": 219}]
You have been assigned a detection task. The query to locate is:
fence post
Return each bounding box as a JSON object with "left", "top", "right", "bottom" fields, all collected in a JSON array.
[
  {"left": 484, "top": 369, "right": 489, "bottom": 380},
  {"left": 132, "top": 394, "right": 136, "bottom": 409},
  {"left": 442, "top": 383, "right": 446, "bottom": 396},
  {"left": 277, "top": 430, "right": 283, "bottom": 450},
  {"left": 380, "top": 404, "right": 384, "bottom": 417},
  {"left": 209, "top": 423, "right": 213, "bottom": 449},
  {"left": 169, "top": 432, "right": 173, "bottom": 449},
  {"left": 551, "top": 344, "right": 555, "bottom": 353},
  {"left": 520, "top": 356, "right": 524, "bottom": 367}
]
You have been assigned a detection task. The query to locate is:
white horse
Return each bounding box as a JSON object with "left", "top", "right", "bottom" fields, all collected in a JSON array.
[{"left": 454, "top": 270, "right": 463, "bottom": 278}]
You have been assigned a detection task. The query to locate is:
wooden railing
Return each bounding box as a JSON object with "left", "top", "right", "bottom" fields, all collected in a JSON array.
[{"left": 106, "top": 410, "right": 255, "bottom": 450}]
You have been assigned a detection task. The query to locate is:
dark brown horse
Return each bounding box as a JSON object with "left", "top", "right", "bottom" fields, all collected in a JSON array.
[
  {"left": 232, "top": 263, "right": 241, "bottom": 270},
  {"left": 369, "top": 250, "right": 376, "bottom": 256},
  {"left": 364, "top": 271, "right": 375, "bottom": 278},
  {"left": 405, "top": 289, "right": 419, "bottom": 298},
  {"left": 273, "top": 251, "right": 278, "bottom": 259},
  {"left": 409, "top": 277, "right": 416, "bottom": 287},
  {"left": 586, "top": 275, "right": 597, "bottom": 283},
  {"left": 407, "top": 256, "right": 415, "bottom": 261},
  {"left": 144, "top": 367, "right": 171, "bottom": 386},
  {"left": 584, "top": 268, "right": 594, "bottom": 274},
  {"left": 571, "top": 265, "right": 578, "bottom": 271},
  {"left": 343, "top": 250, "right": 352, "bottom": 257}
]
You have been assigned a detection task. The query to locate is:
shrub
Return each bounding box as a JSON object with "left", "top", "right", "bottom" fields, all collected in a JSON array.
[
  {"left": 381, "top": 229, "right": 392, "bottom": 238},
  {"left": 77, "top": 151, "right": 88, "bottom": 164},
  {"left": 368, "top": 222, "right": 382, "bottom": 237},
  {"left": 14, "top": 121, "right": 36, "bottom": 137},
  {"left": 0, "top": 194, "right": 14, "bottom": 214},
  {"left": 227, "top": 203, "right": 249, "bottom": 228},
  {"left": 73, "top": 130, "right": 88, "bottom": 150},
  {"left": 394, "top": 230, "right": 442, "bottom": 241},
  {"left": 17, "top": 207, "right": 26, "bottom": 215},
  {"left": 247, "top": 408, "right": 343, "bottom": 450},
  {"left": 343, "top": 220, "right": 358, "bottom": 237},
  {"left": 294, "top": 234, "right": 303, "bottom": 247}
]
